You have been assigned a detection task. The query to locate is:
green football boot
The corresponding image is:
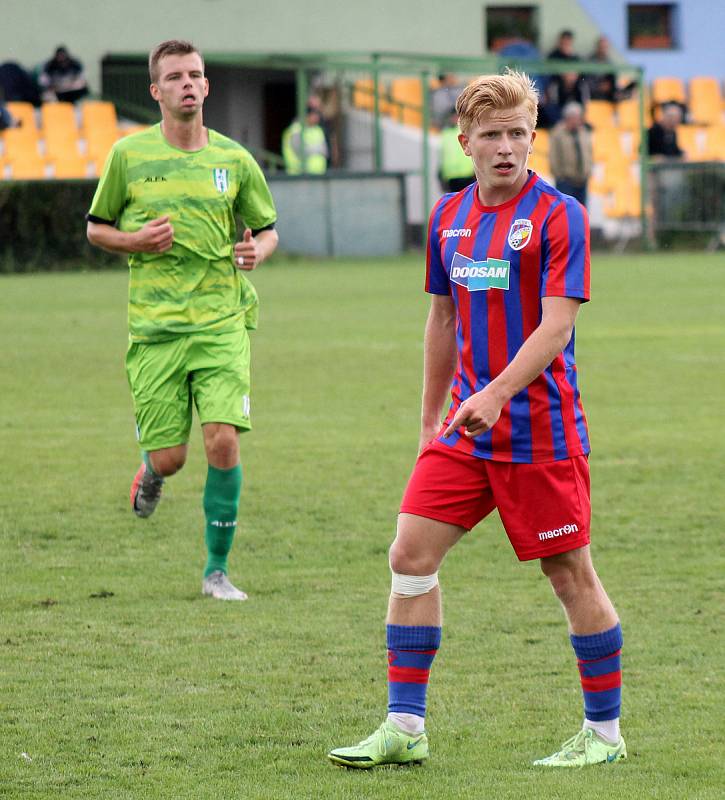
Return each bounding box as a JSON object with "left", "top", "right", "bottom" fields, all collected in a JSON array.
[
  {"left": 533, "top": 727, "right": 627, "bottom": 767},
  {"left": 328, "top": 720, "right": 429, "bottom": 769}
]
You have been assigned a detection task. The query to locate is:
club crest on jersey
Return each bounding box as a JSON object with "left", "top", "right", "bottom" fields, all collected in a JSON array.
[
  {"left": 450, "top": 252, "right": 510, "bottom": 292},
  {"left": 507, "top": 218, "right": 533, "bottom": 251},
  {"left": 213, "top": 168, "right": 229, "bottom": 193}
]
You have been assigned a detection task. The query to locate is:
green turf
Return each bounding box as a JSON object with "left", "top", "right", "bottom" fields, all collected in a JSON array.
[{"left": 1, "top": 252, "right": 723, "bottom": 799}]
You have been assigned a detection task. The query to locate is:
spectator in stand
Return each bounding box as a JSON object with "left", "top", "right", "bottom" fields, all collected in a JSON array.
[
  {"left": 540, "top": 71, "right": 590, "bottom": 129},
  {"left": 431, "top": 73, "right": 463, "bottom": 129},
  {"left": 282, "top": 106, "right": 329, "bottom": 174},
  {"left": 587, "top": 36, "right": 617, "bottom": 102},
  {"left": 549, "top": 101, "right": 593, "bottom": 207},
  {"left": 548, "top": 29, "right": 580, "bottom": 62},
  {"left": 306, "top": 92, "right": 336, "bottom": 168},
  {"left": 0, "top": 61, "right": 41, "bottom": 105},
  {"left": 586, "top": 37, "right": 637, "bottom": 103},
  {"left": 39, "top": 46, "right": 89, "bottom": 103},
  {"left": 438, "top": 110, "right": 475, "bottom": 193},
  {"left": 540, "top": 31, "right": 588, "bottom": 128},
  {"left": 647, "top": 103, "right": 685, "bottom": 160}
]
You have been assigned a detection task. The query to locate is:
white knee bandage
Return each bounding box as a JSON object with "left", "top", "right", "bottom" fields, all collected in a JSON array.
[{"left": 391, "top": 571, "right": 439, "bottom": 596}]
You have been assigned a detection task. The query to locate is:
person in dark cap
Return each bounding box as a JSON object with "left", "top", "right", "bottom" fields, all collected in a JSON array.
[{"left": 39, "top": 46, "right": 89, "bottom": 103}]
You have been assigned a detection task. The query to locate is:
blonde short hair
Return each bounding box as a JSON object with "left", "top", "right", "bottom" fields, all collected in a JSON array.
[
  {"left": 456, "top": 69, "right": 538, "bottom": 133},
  {"left": 149, "top": 40, "right": 203, "bottom": 84}
]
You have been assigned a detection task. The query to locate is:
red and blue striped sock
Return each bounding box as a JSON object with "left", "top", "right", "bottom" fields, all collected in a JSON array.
[
  {"left": 570, "top": 622, "right": 623, "bottom": 730},
  {"left": 387, "top": 624, "right": 441, "bottom": 719}
]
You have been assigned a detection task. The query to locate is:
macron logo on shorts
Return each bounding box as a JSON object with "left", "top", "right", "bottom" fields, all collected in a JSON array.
[{"left": 538, "top": 523, "right": 579, "bottom": 541}]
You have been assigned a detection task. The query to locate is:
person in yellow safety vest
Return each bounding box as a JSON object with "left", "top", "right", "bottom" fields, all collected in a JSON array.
[
  {"left": 438, "top": 110, "right": 475, "bottom": 193},
  {"left": 282, "top": 107, "right": 329, "bottom": 175}
]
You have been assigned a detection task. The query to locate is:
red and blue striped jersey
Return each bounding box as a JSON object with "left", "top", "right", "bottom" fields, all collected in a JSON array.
[{"left": 425, "top": 172, "right": 591, "bottom": 463}]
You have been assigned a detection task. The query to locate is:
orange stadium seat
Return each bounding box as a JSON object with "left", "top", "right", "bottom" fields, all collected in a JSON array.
[
  {"left": 592, "top": 128, "right": 624, "bottom": 165},
  {"left": 586, "top": 100, "right": 616, "bottom": 129},
  {"left": 86, "top": 129, "right": 120, "bottom": 163},
  {"left": 533, "top": 128, "right": 549, "bottom": 155},
  {"left": 80, "top": 101, "right": 118, "bottom": 135},
  {"left": 604, "top": 180, "right": 641, "bottom": 218},
  {"left": 1, "top": 127, "right": 41, "bottom": 159},
  {"left": 91, "top": 158, "right": 107, "bottom": 175},
  {"left": 676, "top": 125, "right": 706, "bottom": 160},
  {"left": 44, "top": 127, "right": 81, "bottom": 160},
  {"left": 352, "top": 78, "right": 376, "bottom": 110},
  {"left": 8, "top": 154, "right": 48, "bottom": 179},
  {"left": 651, "top": 77, "right": 686, "bottom": 106},
  {"left": 702, "top": 126, "right": 725, "bottom": 160},
  {"left": 41, "top": 101, "right": 78, "bottom": 135},
  {"left": 5, "top": 101, "right": 37, "bottom": 132},
  {"left": 351, "top": 78, "right": 395, "bottom": 116},
  {"left": 617, "top": 96, "right": 652, "bottom": 130},
  {"left": 688, "top": 77, "right": 723, "bottom": 126},
  {"left": 617, "top": 126, "right": 641, "bottom": 159},
  {"left": 591, "top": 161, "right": 633, "bottom": 195},
  {"left": 51, "top": 154, "right": 91, "bottom": 179},
  {"left": 527, "top": 151, "right": 550, "bottom": 177},
  {"left": 390, "top": 78, "right": 423, "bottom": 127}
]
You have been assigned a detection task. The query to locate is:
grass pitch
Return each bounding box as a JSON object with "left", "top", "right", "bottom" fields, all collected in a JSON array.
[{"left": 1, "top": 252, "right": 723, "bottom": 799}]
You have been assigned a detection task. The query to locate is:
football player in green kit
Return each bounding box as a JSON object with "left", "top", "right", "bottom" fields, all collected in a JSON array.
[{"left": 87, "top": 40, "right": 278, "bottom": 600}]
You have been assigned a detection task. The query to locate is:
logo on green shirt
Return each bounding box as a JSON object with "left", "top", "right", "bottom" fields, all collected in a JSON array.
[{"left": 213, "top": 168, "right": 229, "bottom": 193}]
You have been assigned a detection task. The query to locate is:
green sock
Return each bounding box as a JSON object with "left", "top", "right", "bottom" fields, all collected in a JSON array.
[
  {"left": 142, "top": 450, "right": 160, "bottom": 476},
  {"left": 203, "top": 464, "right": 242, "bottom": 578}
]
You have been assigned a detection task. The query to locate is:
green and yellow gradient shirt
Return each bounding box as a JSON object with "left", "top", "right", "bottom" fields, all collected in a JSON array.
[{"left": 88, "top": 124, "right": 277, "bottom": 342}]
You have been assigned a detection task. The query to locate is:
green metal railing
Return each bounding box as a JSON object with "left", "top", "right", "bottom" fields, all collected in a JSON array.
[{"left": 102, "top": 50, "right": 648, "bottom": 243}]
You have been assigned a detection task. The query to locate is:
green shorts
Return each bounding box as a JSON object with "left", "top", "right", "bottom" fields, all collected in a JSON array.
[{"left": 125, "top": 328, "right": 251, "bottom": 451}]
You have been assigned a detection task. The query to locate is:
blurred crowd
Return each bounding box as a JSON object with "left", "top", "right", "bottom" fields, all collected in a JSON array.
[
  {"left": 0, "top": 44, "right": 89, "bottom": 130},
  {"left": 433, "top": 30, "right": 694, "bottom": 205}
]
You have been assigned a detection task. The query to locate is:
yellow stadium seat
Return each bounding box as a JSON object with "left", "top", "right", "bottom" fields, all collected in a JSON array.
[
  {"left": 604, "top": 181, "right": 641, "bottom": 218},
  {"left": 592, "top": 128, "right": 624, "bottom": 164},
  {"left": 41, "top": 102, "right": 78, "bottom": 136},
  {"left": 533, "top": 128, "right": 549, "bottom": 155},
  {"left": 620, "top": 129, "right": 641, "bottom": 160},
  {"left": 80, "top": 101, "right": 118, "bottom": 135},
  {"left": 651, "top": 77, "right": 686, "bottom": 106},
  {"left": 8, "top": 155, "right": 48, "bottom": 179},
  {"left": 1, "top": 128, "right": 41, "bottom": 159},
  {"left": 86, "top": 129, "right": 119, "bottom": 162},
  {"left": 51, "top": 155, "right": 91, "bottom": 179},
  {"left": 390, "top": 78, "right": 423, "bottom": 127},
  {"left": 586, "top": 100, "right": 616, "bottom": 129},
  {"left": 44, "top": 128, "right": 82, "bottom": 159},
  {"left": 351, "top": 78, "right": 395, "bottom": 116},
  {"left": 688, "top": 77, "right": 723, "bottom": 126},
  {"left": 527, "top": 152, "right": 550, "bottom": 178},
  {"left": 702, "top": 126, "right": 725, "bottom": 160},
  {"left": 675, "top": 125, "right": 706, "bottom": 160},
  {"left": 617, "top": 96, "right": 651, "bottom": 130},
  {"left": 592, "top": 161, "right": 633, "bottom": 194},
  {"left": 352, "top": 78, "right": 375, "bottom": 110},
  {"left": 589, "top": 165, "right": 610, "bottom": 196},
  {"left": 5, "top": 101, "right": 37, "bottom": 132}
]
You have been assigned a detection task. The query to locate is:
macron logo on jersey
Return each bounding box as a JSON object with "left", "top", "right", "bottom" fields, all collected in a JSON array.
[
  {"left": 450, "top": 251, "right": 510, "bottom": 292},
  {"left": 442, "top": 228, "right": 472, "bottom": 239}
]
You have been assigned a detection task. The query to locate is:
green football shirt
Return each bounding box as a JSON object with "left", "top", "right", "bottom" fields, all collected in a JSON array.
[{"left": 88, "top": 124, "right": 277, "bottom": 342}]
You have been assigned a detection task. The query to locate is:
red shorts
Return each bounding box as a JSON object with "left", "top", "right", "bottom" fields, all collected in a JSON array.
[{"left": 400, "top": 441, "right": 591, "bottom": 561}]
